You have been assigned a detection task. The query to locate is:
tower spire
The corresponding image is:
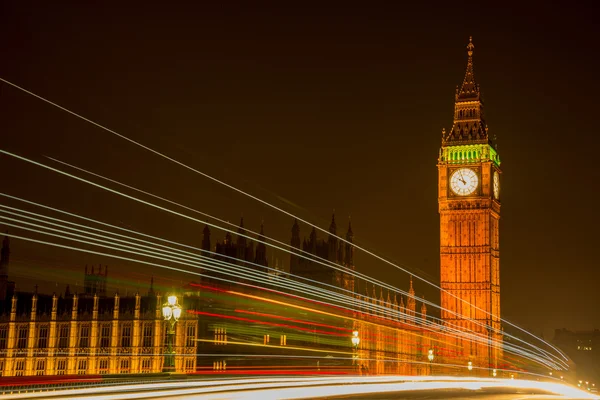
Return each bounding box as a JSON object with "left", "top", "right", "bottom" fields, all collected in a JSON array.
[
  {"left": 443, "top": 37, "right": 490, "bottom": 146},
  {"left": 202, "top": 224, "right": 211, "bottom": 252},
  {"left": 254, "top": 222, "right": 268, "bottom": 269},
  {"left": 457, "top": 36, "right": 479, "bottom": 101}
]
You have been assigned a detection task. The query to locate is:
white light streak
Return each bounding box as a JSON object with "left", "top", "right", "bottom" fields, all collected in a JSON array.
[{"left": 0, "top": 77, "right": 568, "bottom": 366}]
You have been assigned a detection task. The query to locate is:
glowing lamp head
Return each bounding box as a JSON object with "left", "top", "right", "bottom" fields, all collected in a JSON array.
[
  {"left": 351, "top": 331, "right": 360, "bottom": 347},
  {"left": 173, "top": 305, "right": 182, "bottom": 321},
  {"left": 162, "top": 305, "right": 172, "bottom": 320},
  {"left": 168, "top": 295, "right": 177, "bottom": 306},
  {"left": 467, "top": 361, "right": 473, "bottom": 371},
  {"left": 428, "top": 349, "right": 434, "bottom": 362},
  {"left": 492, "top": 369, "right": 497, "bottom": 377}
]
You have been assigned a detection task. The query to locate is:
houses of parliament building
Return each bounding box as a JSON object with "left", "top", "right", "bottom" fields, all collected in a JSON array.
[{"left": 0, "top": 38, "right": 501, "bottom": 377}]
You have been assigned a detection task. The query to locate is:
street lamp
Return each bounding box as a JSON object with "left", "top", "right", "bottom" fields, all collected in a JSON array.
[
  {"left": 427, "top": 349, "right": 434, "bottom": 375},
  {"left": 162, "top": 295, "right": 182, "bottom": 372},
  {"left": 492, "top": 369, "right": 497, "bottom": 377},
  {"left": 467, "top": 361, "right": 473, "bottom": 375},
  {"left": 351, "top": 331, "right": 360, "bottom": 371}
]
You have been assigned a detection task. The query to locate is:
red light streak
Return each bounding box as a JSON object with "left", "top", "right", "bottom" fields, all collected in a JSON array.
[
  {"left": 234, "top": 309, "right": 352, "bottom": 332},
  {"left": 187, "top": 309, "right": 348, "bottom": 336}
]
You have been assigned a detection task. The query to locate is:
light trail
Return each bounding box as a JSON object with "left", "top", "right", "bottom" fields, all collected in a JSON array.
[
  {"left": 0, "top": 77, "right": 567, "bottom": 365},
  {"left": 0, "top": 206, "right": 564, "bottom": 372},
  {"left": 0, "top": 154, "right": 568, "bottom": 371},
  {"left": 0, "top": 197, "right": 499, "bottom": 351},
  {"left": 0, "top": 207, "right": 563, "bottom": 370},
  {"left": 188, "top": 309, "right": 348, "bottom": 337},
  {"left": 1, "top": 376, "right": 596, "bottom": 400},
  {"left": 232, "top": 309, "right": 352, "bottom": 332},
  {"left": 0, "top": 226, "right": 553, "bottom": 371}
]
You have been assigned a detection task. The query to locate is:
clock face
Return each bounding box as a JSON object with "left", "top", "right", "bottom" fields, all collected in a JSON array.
[
  {"left": 450, "top": 168, "right": 479, "bottom": 196},
  {"left": 493, "top": 171, "right": 500, "bottom": 199}
]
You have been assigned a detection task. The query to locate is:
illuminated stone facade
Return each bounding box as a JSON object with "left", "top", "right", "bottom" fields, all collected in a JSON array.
[
  {"left": 438, "top": 37, "right": 502, "bottom": 370},
  {"left": 0, "top": 284, "right": 198, "bottom": 377},
  {"left": 353, "top": 279, "right": 438, "bottom": 375}
]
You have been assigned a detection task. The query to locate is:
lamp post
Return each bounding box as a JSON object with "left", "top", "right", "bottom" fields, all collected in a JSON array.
[
  {"left": 427, "top": 349, "right": 434, "bottom": 376},
  {"left": 162, "top": 295, "right": 182, "bottom": 373},
  {"left": 351, "top": 330, "right": 360, "bottom": 371},
  {"left": 467, "top": 360, "right": 473, "bottom": 377}
]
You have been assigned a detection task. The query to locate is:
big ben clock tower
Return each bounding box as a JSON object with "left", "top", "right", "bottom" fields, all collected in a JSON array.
[{"left": 438, "top": 37, "right": 502, "bottom": 371}]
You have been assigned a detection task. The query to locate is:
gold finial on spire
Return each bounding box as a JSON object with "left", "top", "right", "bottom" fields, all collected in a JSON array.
[{"left": 467, "top": 36, "right": 474, "bottom": 57}]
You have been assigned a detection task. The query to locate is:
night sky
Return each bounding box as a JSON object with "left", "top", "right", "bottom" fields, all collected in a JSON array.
[{"left": 0, "top": 2, "right": 598, "bottom": 340}]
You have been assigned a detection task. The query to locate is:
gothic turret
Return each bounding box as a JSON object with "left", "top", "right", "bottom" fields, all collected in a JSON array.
[
  {"left": 345, "top": 219, "right": 354, "bottom": 267},
  {"left": 327, "top": 213, "right": 338, "bottom": 262},
  {"left": 254, "top": 223, "right": 268, "bottom": 270},
  {"left": 406, "top": 276, "right": 416, "bottom": 318},
  {"left": 84, "top": 264, "right": 107, "bottom": 296},
  {"left": 236, "top": 218, "right": 247, "bottom": 264},
  {"left": 386, "top": 290, "right": 392, "bottom": 319},
  {"left": 148, "top": 276, "right": 155, "bottom": 297},
  {"left": 202, "top": 224, "right": 211, "bottom": 252},
  {"left": 308, "top": 227, "right": 317, "bottom": 254},
  {"left": 290, "top": 219, "right": 301, "bottom": 275},
  {"left": 399, "top": 295, "right": 405, "bottom": 323}
]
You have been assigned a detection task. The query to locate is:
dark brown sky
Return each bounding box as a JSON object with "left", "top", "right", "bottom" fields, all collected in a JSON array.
[{"left": 0, "top": 2, "right": 598, "bottom": 339}]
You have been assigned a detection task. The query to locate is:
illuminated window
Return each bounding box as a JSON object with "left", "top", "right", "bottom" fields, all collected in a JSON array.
[
  {"left": 14, "top": 360, "right": 25, "bottom": 376},
  {"left": 141, "top": 358, "right": 152, "bottom": 372},
  {"left": 98, "top": 358, "right": 109, "bottom": 374},
  {"left": 186, "top": 325, "right": 196, "bottom": 347},
  {"left": 185, "top": 358, "right": 195, "bottom": 372},
  {"left": 58, "top": 325, "right": 70, "bottom": 349},
  {"left": 214, "top": 327, "right": 226, "bottom": 345},
  {"left": 142, "top": 324, "right": 153, "bottom": 348},
  {"left": 280, "top": 335, "right": 287, "bottom": 346},
  {"left": 0, "top": 360, "right": 4, "bottom": 376},
  {"left": 120, "top": 359, "right": 130, "bottom": 374},
  {"left": 56, "top": 359, "right": 67, "bottom": 375},
  {"left": 37, "top": 326, "right": 49, "bottom": 349},
  {"left": 99, "top": 324, "right": 111, "bottom": 348},
  {"left": 212, "top": 360, "right": 226, "bottom": 370},
  {"left": 16, "top": 326, "right": 28, "bottom": 349},
  {"left": 77, "top": 359, "right": 87, "bottom": 375},
  {"left": 79, "top": 325, "right": 90, "bottom": 348},
  {"left": 36, "top": 360, "right": 46, "bottom": 375},
  {"left": 0, "top": 326, "right": 7, "bottom": 350},
  {"left": 121, "top": 324, "right": 132, "bottom": 347},
  {"left": 264, "top": 334, "right": 270, "bottom": 345}
]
